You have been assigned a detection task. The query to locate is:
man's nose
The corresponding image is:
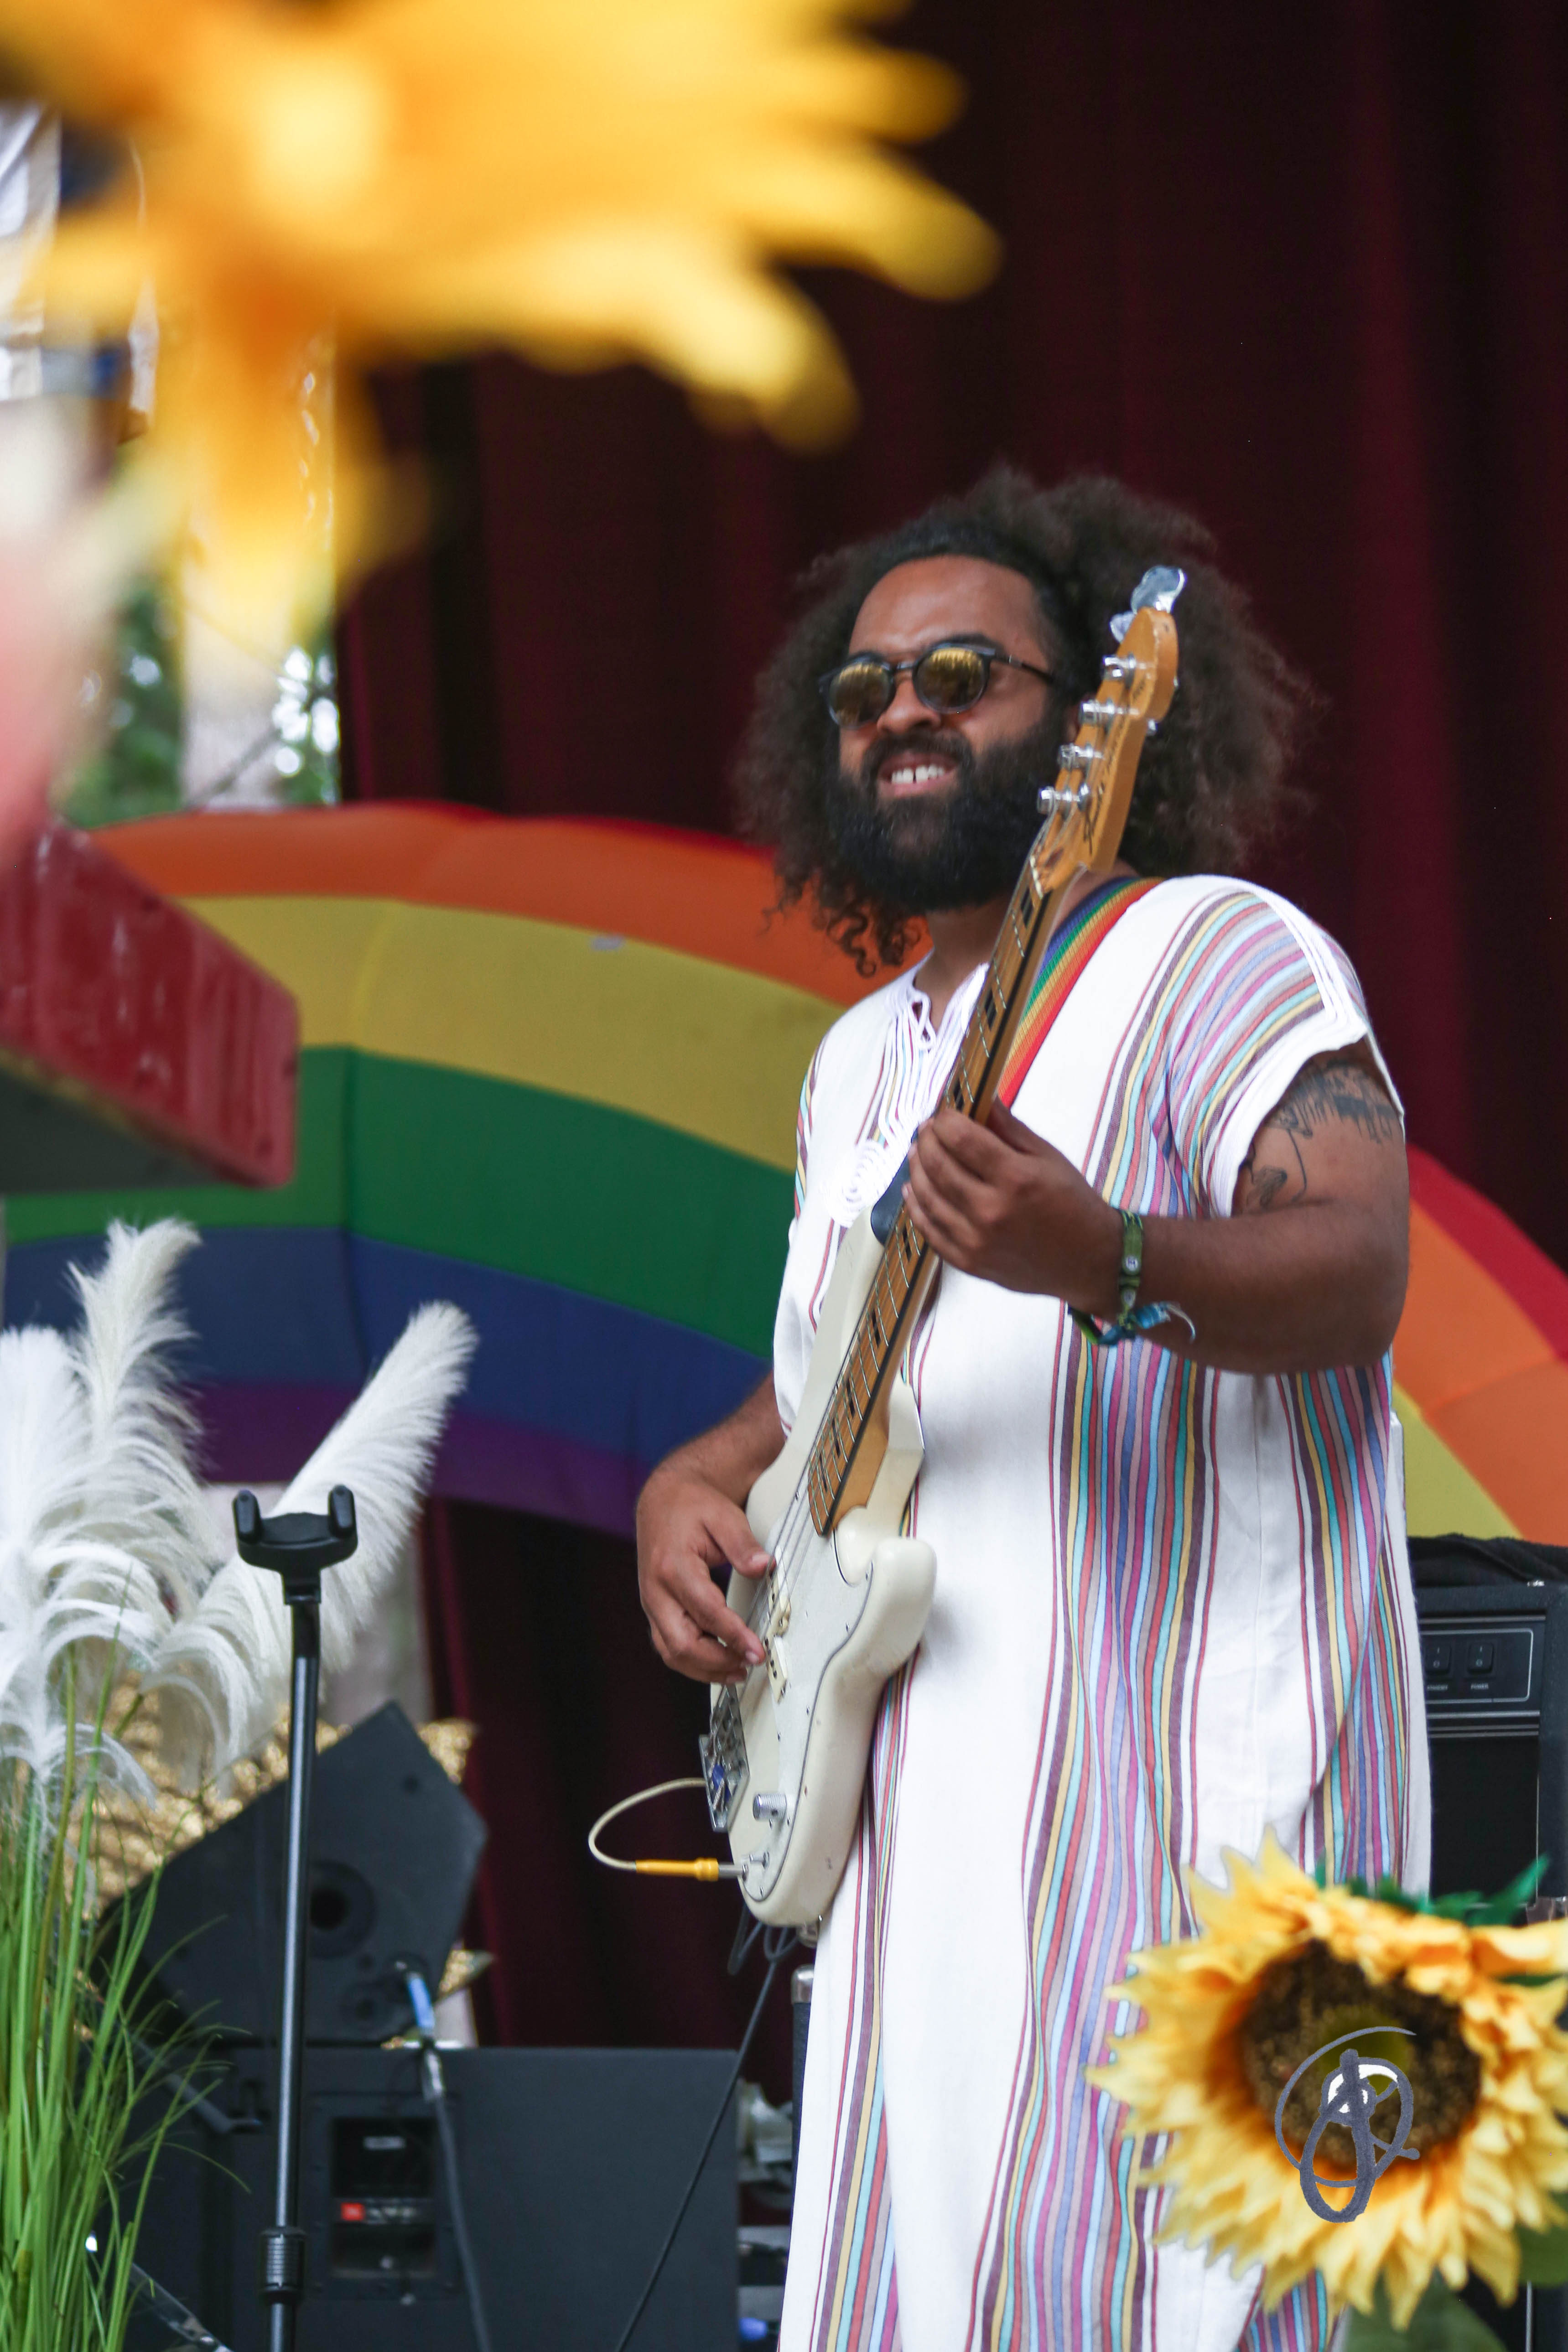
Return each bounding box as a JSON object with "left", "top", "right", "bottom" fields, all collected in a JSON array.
[{"left": 875, "top": 673, "right": 935, "bottom": 733}]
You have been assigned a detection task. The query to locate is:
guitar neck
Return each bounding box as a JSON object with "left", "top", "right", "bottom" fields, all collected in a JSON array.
[
  {"left": 804, "top": 836, "right": 1074, "bottom": 1535},
  {"left": 799, "top": 586, "right": 1182, "bottom": 1537}
]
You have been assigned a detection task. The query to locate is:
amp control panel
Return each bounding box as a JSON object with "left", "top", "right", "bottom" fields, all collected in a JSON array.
[{"left": 1421, "top": 1622, "right": 1537, "bottom": 1713}]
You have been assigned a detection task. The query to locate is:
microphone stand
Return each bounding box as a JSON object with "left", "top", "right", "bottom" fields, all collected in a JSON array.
[{"left": 233, "top": 1485, "right": 359, "bottom": 2352}]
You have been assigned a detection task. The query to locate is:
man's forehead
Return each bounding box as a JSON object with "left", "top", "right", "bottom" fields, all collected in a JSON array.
[{"left": 848, "top": 555, "right": 1046, "bottom": 657}]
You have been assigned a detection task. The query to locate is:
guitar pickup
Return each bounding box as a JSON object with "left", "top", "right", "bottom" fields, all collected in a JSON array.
[
  {"left": 763, "top": 1573, "right": 790, "bottom": 1644},
  {"left": 766, "top": 1636, "right": 789, "bottom": 1702}
]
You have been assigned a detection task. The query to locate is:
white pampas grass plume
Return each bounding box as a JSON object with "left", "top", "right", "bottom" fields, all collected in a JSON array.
[
  {"left": 0, "top": 1216, "right": 474, "bottom": 1797},
  {"left": 67, "top": 1219, "right": 212, "bottom": 1609},
  {"left": 145, "top": 1303, "right": 476, "bottom": 1775}
]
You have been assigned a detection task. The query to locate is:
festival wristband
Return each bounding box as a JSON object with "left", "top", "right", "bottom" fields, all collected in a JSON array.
[{"left": 1069, "top": 1210, "right": 1197, "bottom": 1350}]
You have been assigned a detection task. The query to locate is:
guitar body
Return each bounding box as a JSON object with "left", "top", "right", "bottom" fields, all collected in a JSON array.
[{"left": 704, "top": 1212, "right": 936, "bottom": 1926}]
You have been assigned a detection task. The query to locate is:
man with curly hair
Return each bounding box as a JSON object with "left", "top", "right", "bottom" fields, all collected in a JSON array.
[{"left": 637, "top": 468, "right": 1425, "bottom": 2352}]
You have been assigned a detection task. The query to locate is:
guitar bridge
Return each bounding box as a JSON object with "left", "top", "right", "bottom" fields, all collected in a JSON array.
[{"left": 699, "top": 1683, "right": 748, "bottom": 1833}]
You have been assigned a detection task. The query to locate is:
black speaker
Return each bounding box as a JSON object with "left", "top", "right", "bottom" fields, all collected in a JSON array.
[
  {"left": 127, "top": 1702, "right": 487, "bottom": 2045},
  {"left": 1415, "top": 1534, "right": 1568, "bottom": 2352},
  {"left": 128, "top": 2045, "right": 737, "bottom": 2351}
]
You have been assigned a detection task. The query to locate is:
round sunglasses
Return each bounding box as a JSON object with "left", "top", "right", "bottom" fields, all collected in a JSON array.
[{"left": 819, "top": 639, "right": 1059, "bottom": 729}]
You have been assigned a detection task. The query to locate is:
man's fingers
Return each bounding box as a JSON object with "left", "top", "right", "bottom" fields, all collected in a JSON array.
[
  {"left": 646, "top": 1573, "right": 760, "bottom": 1679},
  {"left": 905, "top": 1162, "right": 979, "bottom": 1248},
  {"left": 701, "top": 1495, "right": 771, "bottom": 1582},
  {"left": 648, "top": 1599, "right": 752, "bottom": 1684},
  {"left": 909, "top": 1128, "right": 992, "bottom": 1224},
  {"left": 680, "top": 1556, "right": 767, "bottom": 1665},
  {"left": 922, "top": 1107, "right": 1016, "bottom": 1175},
  {"left": 904, "top": 1172, "right": 981, "bottom": 1268}
]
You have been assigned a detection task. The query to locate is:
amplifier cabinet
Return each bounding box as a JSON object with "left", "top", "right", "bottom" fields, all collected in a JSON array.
[
  {"left": 128, "top": 2046, "right": 737, "bottom": 2352},
  {"left": 1419, "top": 1583, "right": 1568, "bottom": 1912},
  {"left": 1418, "top": 1579, "right": 1568, "bottom": 2352}
]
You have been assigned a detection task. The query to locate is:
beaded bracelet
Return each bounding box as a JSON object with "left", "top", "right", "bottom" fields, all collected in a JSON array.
[{"left": 1069, "top": 1209, "right": 1196, "bottom": 1350}]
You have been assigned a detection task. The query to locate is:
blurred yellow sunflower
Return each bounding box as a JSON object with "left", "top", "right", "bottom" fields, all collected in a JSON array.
[
  {"left": 0, "top": 0, "right": 997, "bottom": 649},
  {"left": 1089, "top": 1837, "right": 1568, "bottom": 2328}
]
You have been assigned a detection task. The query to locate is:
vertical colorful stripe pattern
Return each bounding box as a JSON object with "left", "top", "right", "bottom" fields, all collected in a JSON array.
[
  {"left": 791, "top": 882, "right": 1164, "bottom": 2352},
  {"left": 967, "top": 888, "right": 1413, "bottom": 2351},
  {"left": 807, "top": 1668, "right": 915, "bottom": 2352}
]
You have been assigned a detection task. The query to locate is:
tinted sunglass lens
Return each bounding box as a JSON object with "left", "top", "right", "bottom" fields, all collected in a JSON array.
[
  {"left": 914, "top": 645, "right": 989, "bottom": 712},
  {"left": 826, "top": 659, "right": 893, "bottom": 727}
]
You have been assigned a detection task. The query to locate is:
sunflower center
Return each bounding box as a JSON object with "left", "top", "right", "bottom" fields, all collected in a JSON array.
[{"left": 1236, "top": 1942, "right": 1481, "bottom": 2167}]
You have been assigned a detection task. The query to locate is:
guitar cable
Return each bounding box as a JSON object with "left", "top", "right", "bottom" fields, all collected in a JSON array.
[
  {"left": 399, "top": 1966, "right": 496, "bottom": 2352},
  {"left": 610, "top": 1917, "right": 798, "bottom": 2352},
  {"left": 587, "top": 1786, "right": 798, "bottom": 2347},
  {"left": 587, "top": 1776, "right": 743, "bottom": 1880}
]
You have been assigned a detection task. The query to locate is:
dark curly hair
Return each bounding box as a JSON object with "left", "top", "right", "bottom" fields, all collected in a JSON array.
[{"left": 733, "top": 466, "right": 1311, "bottom": 971}]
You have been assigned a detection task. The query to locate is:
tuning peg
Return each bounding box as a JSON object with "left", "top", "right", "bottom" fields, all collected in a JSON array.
[{"left": 1109, "top": 564, "right": 1187, "bottom": 639}]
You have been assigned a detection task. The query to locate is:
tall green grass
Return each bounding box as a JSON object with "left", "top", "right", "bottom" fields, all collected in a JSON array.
[{"left": 0, "top": 1700, "right": 184, "bottom": 2352}]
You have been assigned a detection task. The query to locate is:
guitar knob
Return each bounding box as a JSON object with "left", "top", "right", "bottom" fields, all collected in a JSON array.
[{"left": 752, "top": 1792, "right": 788, "bottom": 1823}]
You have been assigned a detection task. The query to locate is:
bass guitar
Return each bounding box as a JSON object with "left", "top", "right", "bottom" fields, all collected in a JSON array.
[{"left": 701, "top": 566, "right": 1183, "bottom": 1925}]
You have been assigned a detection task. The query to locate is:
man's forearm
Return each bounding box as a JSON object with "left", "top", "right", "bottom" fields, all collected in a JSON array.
[
  {"left": 1129, "top": 1201, "right": 1407, "bottom": 1375},
  {"left": 904, "top": 1057, "right": 1409, "bottom": 1380},
  {"left": 641, "top": 1373, "right": 785, "bottom": 1509}
]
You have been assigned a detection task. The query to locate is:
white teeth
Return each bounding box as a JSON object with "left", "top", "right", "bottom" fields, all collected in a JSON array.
[{"left": 887, "top": 763, "right": 950, "bottom": 784}]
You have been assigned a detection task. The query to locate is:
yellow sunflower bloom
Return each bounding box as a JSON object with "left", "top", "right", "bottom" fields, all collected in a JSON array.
[
  {"left": 1089, "top": 1837, "right": 1568, "bottom": 2329},
  {"left": 0, "top": 0, "right": 998, "bottom": 649}
]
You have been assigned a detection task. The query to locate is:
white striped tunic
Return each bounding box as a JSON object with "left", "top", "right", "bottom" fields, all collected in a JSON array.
[{"left": 776, "top": 877, "right": 1428, "bottom": 2352}]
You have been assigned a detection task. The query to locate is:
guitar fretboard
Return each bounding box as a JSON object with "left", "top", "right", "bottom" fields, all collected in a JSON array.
[
  {"left": 796, "top": 592, "right": 1177, "bottom": 1537},
  {"left": 804, "top": 836, "right": 1057, "bottom": 1534}
]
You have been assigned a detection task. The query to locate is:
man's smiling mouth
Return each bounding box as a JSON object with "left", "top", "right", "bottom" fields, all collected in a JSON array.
[{"left": 877, "top": 757, "right": 957, "bottom": 800}]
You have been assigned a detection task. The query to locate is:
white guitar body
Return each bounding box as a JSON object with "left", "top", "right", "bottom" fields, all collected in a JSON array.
[{"left": 702, "top": 1210, "right": 936, "bottom": 1926}]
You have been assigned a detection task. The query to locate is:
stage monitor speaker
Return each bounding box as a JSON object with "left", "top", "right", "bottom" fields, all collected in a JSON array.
[
  {"left": 1415, "top": 1534, "right": 1568, "bottom": 2352},
  {"left": 127, "top": 2045, "right": 737, "bottom": 2352},
  {"left": 124, "top": 1701, "right": 486, "bottom": 2045}
]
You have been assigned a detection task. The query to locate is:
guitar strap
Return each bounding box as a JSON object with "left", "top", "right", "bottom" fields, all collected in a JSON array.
[
  {"left": 869, "top": 875, "right": 1159, "bottom": 1246},
  {"left": 997, "top": 873, "right": 1160, "bottom": 1108}
]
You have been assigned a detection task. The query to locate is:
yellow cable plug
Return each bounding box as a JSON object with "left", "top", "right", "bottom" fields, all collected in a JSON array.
[
  {"left": 587, "top": 1777, "right": 740, "bottom": 1880},
  {"left": 634, "top": 1858, "right": 726, "bottom": 1880}
]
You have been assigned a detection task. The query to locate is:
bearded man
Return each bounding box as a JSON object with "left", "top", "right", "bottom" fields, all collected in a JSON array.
[{"left": 636, "top": 469, "right": 1425, "bottom": 2352}]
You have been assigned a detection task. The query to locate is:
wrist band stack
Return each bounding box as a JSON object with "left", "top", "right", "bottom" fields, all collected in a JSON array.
[{"left": 1070, "top": 1210, "right": 1196, "bottom": 1350}]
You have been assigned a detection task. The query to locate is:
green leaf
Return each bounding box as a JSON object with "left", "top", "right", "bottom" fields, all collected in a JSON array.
[
  {"left": 1312, "top": 1854, "right": 1549, "bottom": 1927},
  {"left": 1517, "top": 2225, "right": 1568, "bottom": 2286},
  {"left": 1343, "top": 2275, "right": 1510, "bottom": 2350}
]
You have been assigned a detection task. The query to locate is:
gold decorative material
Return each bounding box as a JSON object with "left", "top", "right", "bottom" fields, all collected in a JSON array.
[
  {"left": 437, "top": 1947, "right": 491, "bottom": 2001},
  {"left": 90, "top": 1687, "right": 476, "bottom": 1905}
]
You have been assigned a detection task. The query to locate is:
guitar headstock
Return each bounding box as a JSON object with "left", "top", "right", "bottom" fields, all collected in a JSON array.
[{"left": 1032, "top": 564, "right": 1184, "bottom": 884}]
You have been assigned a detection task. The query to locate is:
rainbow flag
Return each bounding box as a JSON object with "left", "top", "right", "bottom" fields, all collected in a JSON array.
[
  {"left": 5, "top": 807, "right": 1563, "bottom": 1547},
  {"left": 4, "top": 807, "right": 883, "bottom": 1534},
  {"left": 1396, "top": 1151, "right": 1568, "bottom": 1541}
]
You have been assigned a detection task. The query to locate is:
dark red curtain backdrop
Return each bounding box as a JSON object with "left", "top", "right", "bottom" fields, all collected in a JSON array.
[{"left": 337, "top": 3, "right": 1568, "bottom": 2077}]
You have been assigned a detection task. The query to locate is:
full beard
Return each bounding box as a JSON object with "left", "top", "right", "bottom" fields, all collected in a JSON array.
[{"left": 821, "top": 716, "right": 1060, "bottom": 915}]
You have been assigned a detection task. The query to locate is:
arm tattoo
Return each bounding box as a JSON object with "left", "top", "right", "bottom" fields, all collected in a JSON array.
[{"left": 1236, "top": 1052, "right": 1400, "bottom": 1215}]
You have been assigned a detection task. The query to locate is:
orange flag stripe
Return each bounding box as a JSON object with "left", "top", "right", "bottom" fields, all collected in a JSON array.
[
  {"left": 100, "top": 805, "right": 921, "bottom": 1008},
  {"left": 1397, "top": 1149, "right": 1568, "bottom": 1541}
]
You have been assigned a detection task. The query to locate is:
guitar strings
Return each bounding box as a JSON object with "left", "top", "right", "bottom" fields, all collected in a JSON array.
[{"left": 738, "top": 970, "right": 996, "bottom": 1641}]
